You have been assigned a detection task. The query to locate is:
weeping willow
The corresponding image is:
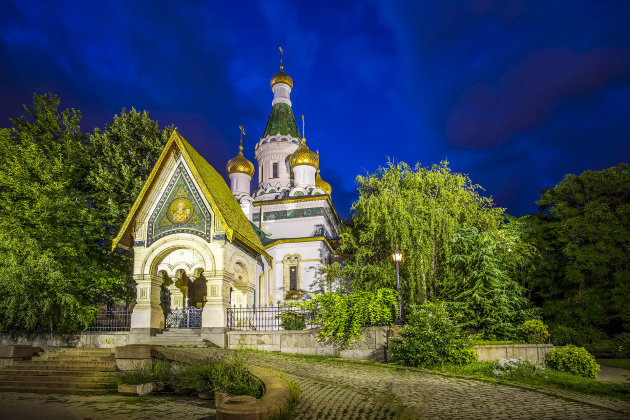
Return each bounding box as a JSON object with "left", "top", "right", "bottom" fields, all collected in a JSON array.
[{"left": 337, "top": 160, "right": 520, "bottom": 309}]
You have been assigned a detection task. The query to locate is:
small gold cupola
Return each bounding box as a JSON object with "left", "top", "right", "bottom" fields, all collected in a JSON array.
[
  {"left": 316, "top": 167, "right": 332, "bottom": 195},
  {"left": 226, "top": 125, "right": 255, "bottom": 177},
  {"left": 270, "top": 46, "right": 294, "bottom": 89},
  {"left": 290, "top": 115, "right": 319, "bottom": 169}
]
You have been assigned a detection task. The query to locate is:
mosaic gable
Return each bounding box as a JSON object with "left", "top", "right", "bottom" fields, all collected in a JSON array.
[{"left": 147, "top": 163, "right": 211, "bottom": 246}]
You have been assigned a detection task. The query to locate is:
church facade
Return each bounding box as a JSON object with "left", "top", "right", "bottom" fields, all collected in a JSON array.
[{"left": 112, "top": 62, "right": 339, "bottom": 345}]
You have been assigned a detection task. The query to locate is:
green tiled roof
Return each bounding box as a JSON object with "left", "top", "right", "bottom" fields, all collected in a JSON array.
[
  {"left": 262, "top": 103, "right": 299, "bottom": 138},
  {"left": 177, "top": 134, "right": 266, "bottom": 254},
  {"left": 113, "top": 131, "right": 269, "bottom": 260}
]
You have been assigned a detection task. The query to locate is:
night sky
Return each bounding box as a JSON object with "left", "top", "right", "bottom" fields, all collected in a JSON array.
[{"left": 2, "top": 1, "right": 629, "bottom": 219}]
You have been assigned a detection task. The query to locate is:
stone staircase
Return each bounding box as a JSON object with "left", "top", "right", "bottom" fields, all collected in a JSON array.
[
  {"left": 0, "top": 348, "right": 117, "bottom": 394},
  {"left": 145, "top": 328, "right": 212, "bottom": 347}
]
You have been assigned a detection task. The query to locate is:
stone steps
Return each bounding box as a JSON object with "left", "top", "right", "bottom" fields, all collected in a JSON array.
[
  {"left": 144, "top": 328, "right": 211, "bottom": 347},
  {"left": 0, "top": 348, "right": 118, "bottom": 395}
]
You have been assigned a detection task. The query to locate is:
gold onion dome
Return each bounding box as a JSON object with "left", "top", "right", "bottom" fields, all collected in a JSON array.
[
  {"left": 290, "top": 138, "right": 319, "bottom": 168},
  {"left": 226, "top": 128, "right": 255, "bottom": 177},
  {"left": 316, "top": 169, "right": 332, "bottom": 195},
  {"left": 270, "top": 69, "right": 293, "bottom": 89}
]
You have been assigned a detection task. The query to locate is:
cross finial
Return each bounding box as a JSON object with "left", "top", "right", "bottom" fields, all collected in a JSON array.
[
  {"left": 301, "top": 114, "right": 305, "bottom": 140},
  {"left": 238, "top": 125, "right": 245, "bottom": 152},
  {"left": 279, "top": 46, "right": 284, "bottom": 71}
]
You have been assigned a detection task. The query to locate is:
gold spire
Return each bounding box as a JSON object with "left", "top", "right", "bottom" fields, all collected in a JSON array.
[
  {"left": 226, "top": 125, "right": 255, "bottom": 177},
  {"left": 290, "top": 115, "right": 319, "bottom": 168},
  {"left": 270, "top": 45, "right": 293, "bottom": 89},
  {"left": 316, "top": 168, "right": 332, "bottom": 196}
]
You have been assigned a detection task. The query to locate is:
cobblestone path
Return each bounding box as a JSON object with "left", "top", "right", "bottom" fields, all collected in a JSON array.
[
  {"left": 190, "top": 349, "right": 630, "bottom": 420},
  {"left": 0, "top": 392, "right": 213, "bottom": 419}
]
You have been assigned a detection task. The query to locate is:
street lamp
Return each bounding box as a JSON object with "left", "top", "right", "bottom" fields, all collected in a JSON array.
[{"left": 392, "top": 247, "right": 403, "bottom": 322}]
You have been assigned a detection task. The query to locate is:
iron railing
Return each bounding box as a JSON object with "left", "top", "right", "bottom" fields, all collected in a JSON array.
[
  {"left": 166, "top": 307, "right": 203, "bottom": 329},
  {"left": 227, "top": 304, "right": 315, "bottom": 331},
  {"left": 87, "top": 309, "right": 132, "bottom": 331}
]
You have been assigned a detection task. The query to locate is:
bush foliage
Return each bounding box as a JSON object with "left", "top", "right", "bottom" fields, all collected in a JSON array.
[
  {"left": 546, "top": 345, "right": 600, "bottom": 379},
  {"left": 117, "top": 354, "right": 262, "bottom": 398},
  {"left": 297, "top": 288, "right": 399, "bottom": 348},
  {"left": 389, "top": 301, "right": 477, "bottom": 368},
  {"left": 517, "top": 320, "right": 550, "bottom": 344}
]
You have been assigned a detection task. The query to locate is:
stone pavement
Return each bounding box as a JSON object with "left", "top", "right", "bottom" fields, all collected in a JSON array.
[
  {"left": 1, "top": 349, "right": 629, "bottom": 420},
  {"left": 0, "top": 392, "right": 214, "bottom": 420},
  {"left": 188, "top": 348, "right": 630, "bottom": 420}
]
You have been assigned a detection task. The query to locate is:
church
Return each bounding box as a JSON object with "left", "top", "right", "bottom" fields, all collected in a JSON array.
[{"left": 111, "top": 57, "right": 340, "bottom": 345}]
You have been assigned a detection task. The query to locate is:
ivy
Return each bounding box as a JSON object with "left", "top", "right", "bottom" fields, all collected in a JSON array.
[{"left": 296, "top": 288, "right": 399, "bottom": 349}]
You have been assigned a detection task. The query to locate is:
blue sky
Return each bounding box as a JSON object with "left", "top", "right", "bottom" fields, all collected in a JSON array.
[{"left": 1, "top": 0, "right": 629, "bottom": 218}]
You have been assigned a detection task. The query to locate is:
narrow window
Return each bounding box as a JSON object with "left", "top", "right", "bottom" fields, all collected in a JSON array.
[
  {"left": 272, "top": 162, "right": 278, "bottom": 178},
  {"left": 289, "top": 266, "right": 297, "bottom": 291}
]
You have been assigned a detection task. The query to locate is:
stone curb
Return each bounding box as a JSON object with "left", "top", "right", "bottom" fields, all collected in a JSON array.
[{"left": 152, "top": 347, "right": 291, "bottom": 419}]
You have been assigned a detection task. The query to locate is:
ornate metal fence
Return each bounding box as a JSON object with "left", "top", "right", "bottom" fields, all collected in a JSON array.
[
  {"left": 87, "top": 309, "right": 132, "bottom": 331},
  {"left": 227, "top": 304, "right": 314, "bottom": 331},
  {"left": 166, "top": 307, "right": 203, "bottom": 329}
]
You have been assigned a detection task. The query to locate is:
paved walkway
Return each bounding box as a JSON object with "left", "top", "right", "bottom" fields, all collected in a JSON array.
[
  {"left": 1, "top": 349, "right": 629, "bottom": 420},
  {"left": 0, "top": 392, "right": 214, "bottom": 420},
  {"left": 598, "top": 365, "right": 630, "bottom": 383},
  {"left": 189, "top": 348, "right": 630, "bottom": 420}
]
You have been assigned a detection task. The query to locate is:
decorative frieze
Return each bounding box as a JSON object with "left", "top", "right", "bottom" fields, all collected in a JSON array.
[{"left": 252, "top": 207, "right": 324, "bottom": 222}]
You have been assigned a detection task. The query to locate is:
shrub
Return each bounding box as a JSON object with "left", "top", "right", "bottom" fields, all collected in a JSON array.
[
  {"left": 389, "top": 301, "right": 477, "bottom": 368},
  {"left": 549, "top": 324, "right": 606, "bottom": 346},
  {"left": 494, "top": 358, "right": 545, "bottom": 379},
  {"left": 279, "top": 311, "right": 306, "bottom": 330},
  {"left": 117, "top": 365, "right": 154, "bottom": 385},
  {"left": 546, "top": 345, "right": 600, "bottom": 379},
  {"left": 517, "top": 320, "right": 550, "bottom": 344},
  {"left": 116, "top": 354, "right": 263, "bottom": 398},
  {"left": 179, "top": 353, "right": 262, "bottom": 398},
  {"left": 296, "top": 288, "right": 399, "bottom": 348}
]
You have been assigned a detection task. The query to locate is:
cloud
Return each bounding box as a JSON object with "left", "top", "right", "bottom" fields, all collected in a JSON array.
[{"left": 447, "top": 47, "right": 630, "bottom": 148}]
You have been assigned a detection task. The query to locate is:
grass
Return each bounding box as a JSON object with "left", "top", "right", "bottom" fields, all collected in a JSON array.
[
  {"left": 269, "top": 372, "right": 300, "bottom": 420},
  {"left": 597, "top": 359, "right": 630, "bottom": 369},
  {"left": 437, "top": 361, "right": 630, "bottom": 402}
]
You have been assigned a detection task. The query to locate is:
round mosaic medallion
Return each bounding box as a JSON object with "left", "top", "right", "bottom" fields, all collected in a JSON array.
[{"left": 167, "top": 198, "right": 194, "bottom": 224}]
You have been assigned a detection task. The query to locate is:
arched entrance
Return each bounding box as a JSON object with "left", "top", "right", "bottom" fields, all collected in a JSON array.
[{"left": 156, "top": 248, "right": 205, "bottom": 328}]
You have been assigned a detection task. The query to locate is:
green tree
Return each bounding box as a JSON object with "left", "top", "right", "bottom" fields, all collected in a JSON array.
[
  {"left": 88, "top": 108, "right": 173, "bottom": 239},
  {"left": 445, "top": 224, "right": 536, "bottom": 338},
  {"left": 331, "top": 160, "right": 533, "bottom": 338},
  {"left": 0, "top": 94, "right": 131, "bottom": 332},
  {"left": 519, "top": 165, "right": 630, "bottom": 336}
]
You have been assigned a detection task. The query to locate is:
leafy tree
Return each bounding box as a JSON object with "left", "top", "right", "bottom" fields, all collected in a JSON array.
[
  {"left": 0, "top": 94, "right": 131, "bottom": 332},
  {"left": 330, "top": 160, "right": 533, "bottom": 337},
  {"left": 445, "top": 224, "right": 536, "bottom": 338},
  {"left": 519, "top": 165, "right": 630, "bottom": 337},
  {"left": 88, "top": 108, "right": 173, "bottom": 239}
]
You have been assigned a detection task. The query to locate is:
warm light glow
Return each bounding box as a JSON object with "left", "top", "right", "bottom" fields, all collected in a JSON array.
[{"left": 392, "top": 248, "right": 403, "bottom": 262}]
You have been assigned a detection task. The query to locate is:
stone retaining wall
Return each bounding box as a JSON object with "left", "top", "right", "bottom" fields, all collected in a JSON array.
[
  {"left": 227, "top": 327, "right": 390, "bottom": 360},
  {"left": 474, "top": 344, "right": 554, "bottom": 362},
  {"left": 0, "top": 331, "right": 129, "bottom": 348}
]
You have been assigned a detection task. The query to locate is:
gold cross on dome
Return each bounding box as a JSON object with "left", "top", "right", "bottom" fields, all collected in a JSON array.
[
  {"left": 238, "top": 125, "right": 245, "bottom": 150},
  {"left": 279, "top": 46, "right": 284, "bottom": 70}
]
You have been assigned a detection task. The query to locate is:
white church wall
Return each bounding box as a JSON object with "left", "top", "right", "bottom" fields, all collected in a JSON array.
[{"left": 266, "top": 240, "right": 330, "bottom": 302}]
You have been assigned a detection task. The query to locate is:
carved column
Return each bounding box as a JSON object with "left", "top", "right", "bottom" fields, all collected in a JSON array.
[
  {"left": 200, "top": 270, "right": 234, "bottom": 347},
  {"left": 130, "top": 274, "right": 164, "bottom": 342}
]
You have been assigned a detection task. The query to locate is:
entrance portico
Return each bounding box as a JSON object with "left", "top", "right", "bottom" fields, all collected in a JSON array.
[{"left": 112, "top": 131, "right": 271, "bottom": 346}]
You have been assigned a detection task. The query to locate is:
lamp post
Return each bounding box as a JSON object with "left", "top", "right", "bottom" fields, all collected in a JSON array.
[{"left": 392, "top": 247, "right": 403, "bottom": 322}]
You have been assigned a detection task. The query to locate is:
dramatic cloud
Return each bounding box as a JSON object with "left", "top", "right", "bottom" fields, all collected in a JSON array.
[{"left": 447, "top": 47, "right": 630, "bottom": 148}]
